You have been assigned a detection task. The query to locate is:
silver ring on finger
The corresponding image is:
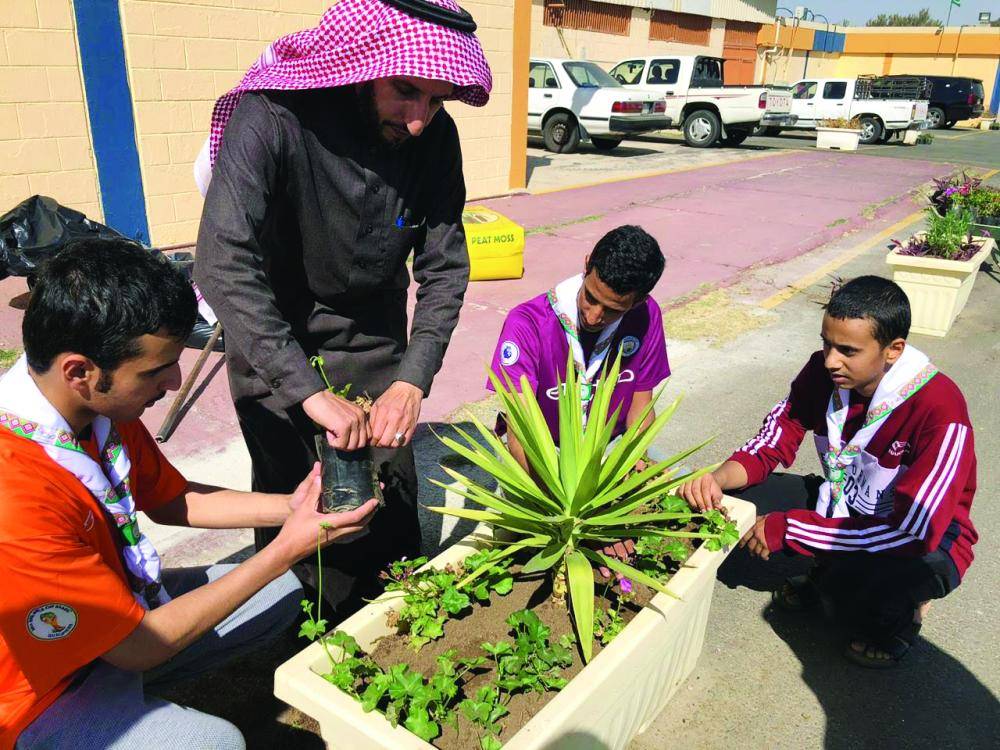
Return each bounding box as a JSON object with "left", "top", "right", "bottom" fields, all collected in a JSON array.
[{"left": 394, "top": 431, "right": 405, "bottom": 445}]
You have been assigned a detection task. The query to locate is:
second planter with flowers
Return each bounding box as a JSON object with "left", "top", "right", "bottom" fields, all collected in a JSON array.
[{"left": 275, "top": 354, "right": 755, "bottom": 749}]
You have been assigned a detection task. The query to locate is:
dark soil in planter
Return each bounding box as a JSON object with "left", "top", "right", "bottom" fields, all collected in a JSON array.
[{"left": 368, "top": 560, "right": 662, "bottom": 750}]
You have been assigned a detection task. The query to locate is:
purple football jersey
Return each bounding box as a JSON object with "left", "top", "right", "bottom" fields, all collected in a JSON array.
[{"left": 487, "top": 294, "right": 670, "bottom": 443}]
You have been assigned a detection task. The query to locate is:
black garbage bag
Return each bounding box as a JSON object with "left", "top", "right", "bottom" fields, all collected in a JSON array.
[
  {"left": 165, "top": 252, "right": 225, "bottom": 353},
  {"left": 0, "top": 195, "right": 128, "bottom": 281},
  {"left": 0, "top": 197, "right": 223, "bottom": 353}
]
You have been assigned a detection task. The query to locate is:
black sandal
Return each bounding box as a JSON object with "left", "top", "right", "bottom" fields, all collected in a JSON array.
[
  {"left": 772, "top": 574, "right": 822, "bottom": 613},
  {"left": 844, "top": 621, "right": 921, "bottom": 669}
]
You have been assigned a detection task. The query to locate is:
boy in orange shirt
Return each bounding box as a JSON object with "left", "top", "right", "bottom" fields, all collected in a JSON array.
[{"left": 0, "top": 239, "right": 378, "bottom": 749}]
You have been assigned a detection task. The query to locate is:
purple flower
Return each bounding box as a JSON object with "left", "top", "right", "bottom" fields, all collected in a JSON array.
[{"left": 619, "top": 578, "right": 633, "bottom": 594}]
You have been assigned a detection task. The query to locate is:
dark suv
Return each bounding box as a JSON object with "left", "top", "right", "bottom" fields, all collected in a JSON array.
[{"left": 887, "top": 74, "right": 984, "bottom": 128}]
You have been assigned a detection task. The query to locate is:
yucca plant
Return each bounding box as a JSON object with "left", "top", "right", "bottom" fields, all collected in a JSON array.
[{"left": 428, "top": 352, "right": 726, "bottom": 663}]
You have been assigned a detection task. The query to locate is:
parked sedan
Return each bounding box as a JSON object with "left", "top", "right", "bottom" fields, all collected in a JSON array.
[{"left": 528, "top": 58, "right": 670, "bottom": 154}]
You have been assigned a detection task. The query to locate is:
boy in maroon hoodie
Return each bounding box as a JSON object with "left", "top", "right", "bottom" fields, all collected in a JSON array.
[{"left": 678, "top": 276, "right": 977, "bottom": 668}]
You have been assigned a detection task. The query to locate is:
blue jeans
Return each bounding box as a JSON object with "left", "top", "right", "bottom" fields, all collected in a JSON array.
[{"left": 16, "top": 565, "right": 302, "bottom": 750}]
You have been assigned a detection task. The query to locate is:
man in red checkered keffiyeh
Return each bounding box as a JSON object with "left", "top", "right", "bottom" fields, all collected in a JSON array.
[{"left": 194, "top": 0, "right": 493, "bottom": 611}]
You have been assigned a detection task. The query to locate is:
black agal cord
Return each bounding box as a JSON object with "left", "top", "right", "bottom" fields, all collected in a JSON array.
[{"left": 381, "top": 0, "right": 477, "bottom": 33}]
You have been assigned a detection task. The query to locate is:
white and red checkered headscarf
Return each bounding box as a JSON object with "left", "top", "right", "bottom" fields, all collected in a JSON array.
[{"left": 207, "top": 0, "right": 492, "bottom": 166}]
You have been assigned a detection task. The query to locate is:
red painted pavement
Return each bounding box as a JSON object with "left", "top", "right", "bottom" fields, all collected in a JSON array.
[{"left": 0, "top": 150, "right": 948, "bottom": 462}]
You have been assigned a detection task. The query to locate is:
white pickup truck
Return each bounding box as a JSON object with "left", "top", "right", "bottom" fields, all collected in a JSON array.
[
  {"left": 608, "top": 55, "right": 792, "bottom": 147},
  {"left": 528, "top": 58, "right": 670, "bottom": 153},
  {"left": 759, "top": 77, "right": 930, "bottom": 144}
]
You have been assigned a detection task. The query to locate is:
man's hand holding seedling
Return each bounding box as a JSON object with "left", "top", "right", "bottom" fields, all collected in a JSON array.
[
  {"left": 369, "top": 380, "right": 423, "bottom": 448},
  {"left": 303, "top": 389, "right": 369, "bottom": 451}
]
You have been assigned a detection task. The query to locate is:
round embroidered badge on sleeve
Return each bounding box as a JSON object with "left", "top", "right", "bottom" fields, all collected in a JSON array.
[
  {"left": 500, "top": 341, "right": 520, "bottom": 366},
  {"left": 620, "top": 336, "right": 641, "bottom": 357},
  {"left": 27, "top": 603, "right": 78, "bottom": 641}
]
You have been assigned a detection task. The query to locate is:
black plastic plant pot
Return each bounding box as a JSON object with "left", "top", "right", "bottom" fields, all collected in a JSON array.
[{"left": 314, "top": 435, "right": 384, "bottom": 513}]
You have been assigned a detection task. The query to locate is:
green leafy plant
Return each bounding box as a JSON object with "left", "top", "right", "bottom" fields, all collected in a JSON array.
[
  {"left": 428, "top": 352, "right": 730, "bottom": 662},
  {"left": 0, "top": 348, "right": 19, "bottom": 372},
  {"left": 309, "top": 355, "right": 352, "bottom": 398},
  {"left": 461, "top": 610, "right": 574, "bottom": 750},
  {"left": 317, "top": 634, "right": 486, "bottom": 743},
  {"left": 298, "top": 523, "right": 333, "bottom": 643},
  {"left": 382, "top": 551, "right": 513, "bottom": 651},
  {"left": 593, "top": 601, "right": 626, "bottom": 646},
  {"left": 962, "top": 186, "right": 1000, "bottom": 224},
  {"left": 894, "top": 207, "right": 980, "bottom": 261},
  {"left": 915, "top": 132, "right": 934, "bottom": 145}
]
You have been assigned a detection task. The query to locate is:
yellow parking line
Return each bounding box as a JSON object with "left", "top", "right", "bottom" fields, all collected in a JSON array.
[
  {"left": 759, "top": 210, "right": 926, "bottom": 310},
  {"left": 530, "top": 149, "right": 792, "bottom": 196},
  {"left": 760, "top": 167, "right": 999, "bottom": 310}
]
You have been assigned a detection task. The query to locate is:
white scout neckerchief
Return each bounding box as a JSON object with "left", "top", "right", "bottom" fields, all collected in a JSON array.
[
  {"left": 547, "top": 274, "right": 624, "bottom": 426},
  {"left": 819, "top": 344, "right": 937, "bottom": 516},
  {"left": 0, "top": 356, "right": 169, "bottom": 609}
]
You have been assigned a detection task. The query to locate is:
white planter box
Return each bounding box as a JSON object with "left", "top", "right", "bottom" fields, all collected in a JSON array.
[
  {"left": 816, "top": 127, "right": 861, "bottom": 151},
  {"left": 902, "top": 128, "right": 919, "bottom": 145},
  {"left": 886, "top": 235, "right": 996, "bottom": 336},
  {"left": 979, "top": 119, "right": 995, "bottom": 131},
  {"left": 275, "top": 496, "right": 756, "bottom": 750}
]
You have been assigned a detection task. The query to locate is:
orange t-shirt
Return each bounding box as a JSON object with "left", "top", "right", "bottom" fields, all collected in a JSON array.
[{"left": 0, "top": 419, "right": 187, "bottom": 750}]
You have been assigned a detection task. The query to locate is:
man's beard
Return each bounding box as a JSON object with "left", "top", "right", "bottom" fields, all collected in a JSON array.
[{"left": 356, "top": 82, "right": 407, "bottom": 150}]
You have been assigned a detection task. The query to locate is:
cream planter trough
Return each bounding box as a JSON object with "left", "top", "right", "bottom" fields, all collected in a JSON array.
[
  {"left": 275, "top": 496, "right": 756, "bottom": 750},
  {"left": 886, "top": 235, "right": 996, "bottom": 337},
  {"left": 816, "top": 127, "right": 861, "bottom": 151},
  {"left": 979, "top": 119, "right": 995, "bottom": 131},
  {"left": 902, "top": 128, "right": 919, "bottom": 145}
]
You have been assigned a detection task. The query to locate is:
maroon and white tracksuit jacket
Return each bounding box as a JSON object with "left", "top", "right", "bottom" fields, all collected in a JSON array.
[{"left": 730, "top": 351, "right": 977, "bottom": 578}]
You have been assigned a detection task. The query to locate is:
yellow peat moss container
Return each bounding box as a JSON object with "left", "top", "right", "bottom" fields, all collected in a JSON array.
[{"left": 462, "top": 206, "right": 524, "bottom": 281}]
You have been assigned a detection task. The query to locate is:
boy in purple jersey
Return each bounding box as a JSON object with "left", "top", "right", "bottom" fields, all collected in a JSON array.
[
  {"left": 677, "top": 276, "right": 977, "bottom": 668},
  {"left": 487, "top": 225, "right": 670, "bottom": 472}
]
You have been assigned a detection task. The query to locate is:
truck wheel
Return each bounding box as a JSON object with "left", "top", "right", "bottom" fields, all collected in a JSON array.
[
  {"left": 683, "top": 109, "right": 721, "bottom": 147},
  {"left": 858, "top": 116, "right": 883, "bottom": 145},
  {"left": 590, "top": 137, "right": 623, "bottom": 151},
  {"left": 721, "top": 128, "right": 750, "bottom": 146},
  {"left": 543, "top": 112, "right": 580, "bottom": 154},
  {"left": 753, "top": 125, "right": 782, "bottom": 137},
  {"left": 926, "top": 107, "right": 945, "bottom": 129}
]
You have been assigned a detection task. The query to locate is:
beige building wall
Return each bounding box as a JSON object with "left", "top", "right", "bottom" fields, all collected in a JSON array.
[
  {"left": 454, "top": 0, "right": 515, "bottom": 200},
  {"left": 120, "top": 0, "right": 515, "bottom": 246},
  {"left": 758, "top": 49, "right": 839, "bottom": 85},
  {"left": 760, "top": 49, "right": 1000, "bottom": 111},
  {"left": 529, "top": 1, "right": 726, "bottom": 68},
  {"left": 0, "top": 0, "right": 102, "bottom": 221}
]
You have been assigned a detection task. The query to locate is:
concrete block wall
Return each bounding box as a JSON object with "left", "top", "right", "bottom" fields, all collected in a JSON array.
[
  {"left": 120, "top": 0, "right": 327, "bottom": 246},
  {"left": 120, "top": 0, "right": 516, "bottom": 246},
  {"left": 0, "top": 0, "right": 101, "bottom": 222},
  {"left": 455, "top": 0, "right": 515, "bottom": 199}
]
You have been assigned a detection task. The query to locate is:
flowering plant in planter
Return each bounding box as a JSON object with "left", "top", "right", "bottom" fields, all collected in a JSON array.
[
  {"left": 427, "top": 352, "right": 735, "bottom": 663},
  {"left": 930, "top": 172, "right": 982, "bottom": 216},
  {"left": 892, "top": 206, "right": 981, "bottom": 261}
]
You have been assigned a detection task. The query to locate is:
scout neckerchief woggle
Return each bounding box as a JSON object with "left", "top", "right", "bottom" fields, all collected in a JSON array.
[
  {"left": 0, "top": 356, "right": 169, "bottom": 609},
  {"left": 547, "top": 274, "right": 623, "bottom": 426},
  {"left": 818, "top": 344, "right": 937, "bottom": 516}
]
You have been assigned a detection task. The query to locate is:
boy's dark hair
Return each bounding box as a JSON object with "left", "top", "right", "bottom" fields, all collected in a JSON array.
[
  {"left": 23, "top": 238, "right": 197, "bottom": 378},
  {"left": 586, "top": 225, "right": 665, "bottom": 297},
  {"left": 825, "top": 275, "right": 910, "bottom": 347}
]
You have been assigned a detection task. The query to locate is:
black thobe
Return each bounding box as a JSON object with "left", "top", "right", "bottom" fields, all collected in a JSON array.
[{"left": 194, "top": 87, "right": 469, "bottom": 613}]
